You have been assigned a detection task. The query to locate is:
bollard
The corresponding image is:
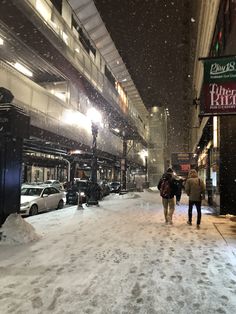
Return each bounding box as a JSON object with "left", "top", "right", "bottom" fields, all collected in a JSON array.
[{"left": 77, "top": 191, "right": 83, "bottom": 209}]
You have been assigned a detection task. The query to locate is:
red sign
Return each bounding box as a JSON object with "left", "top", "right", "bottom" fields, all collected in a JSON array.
[
  {"left": 203, "top": 82, "right": 236, "bottom": 114},
  {"left": 180, "top": 164, "right": 191, "bottom": 172}
]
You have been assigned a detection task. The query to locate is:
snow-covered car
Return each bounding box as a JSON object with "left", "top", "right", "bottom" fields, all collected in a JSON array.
[
  {"left": 44, "top": 180, "right": 64, "bottom": 190},
  {"left": 20, "top": 185, "right": 65, "bottom": 216}
]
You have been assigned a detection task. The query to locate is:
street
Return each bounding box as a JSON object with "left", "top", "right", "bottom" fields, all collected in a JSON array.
[{"left": 0, "top": 190, "right": 236, "bottom": 314}]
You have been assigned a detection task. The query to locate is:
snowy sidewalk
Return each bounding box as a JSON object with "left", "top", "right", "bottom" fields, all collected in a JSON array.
[{"left": 0, "top": 190, "right": 236, "bottom": 314}]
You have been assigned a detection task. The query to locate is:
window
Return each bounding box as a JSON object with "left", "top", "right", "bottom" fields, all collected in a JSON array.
[
  {"left": 90, "top": 45, "right": 96, "bottom": 57},
  {"left": 72, "top": 15, "right": 79, "bottom": 31},
  {"left": 49, "top": 187, "right": 58, "bottom": 194},
  {"left": 44, "top": 188, "right": 51, "bottom": 195},
  {"left": 105, "top": 65, "right": 115, "bottom": 87},
  {"left": 78, "top": 28, "right": 90, "bottom": 53},
  {"left": 50, "top": 0, "right": 62, "bottom": 15},
  {"left": 211, "top": 0, "right": 236, "bottom": 56}
]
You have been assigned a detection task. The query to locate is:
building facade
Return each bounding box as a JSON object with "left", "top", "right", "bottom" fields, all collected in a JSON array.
[
  {"left": 0, "top": 0, "right": 149, "bottom": 185},
  {"left": 191, "top": 0, "right": 236, "bottom": 214}
]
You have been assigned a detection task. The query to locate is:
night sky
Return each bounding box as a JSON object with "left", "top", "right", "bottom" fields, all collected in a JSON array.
[{"left": 94, "top": 0, "right": 198, "bottom": 151}]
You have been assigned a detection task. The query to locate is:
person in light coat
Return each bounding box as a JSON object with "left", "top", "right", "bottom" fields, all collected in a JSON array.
[{"left": 185, "top": 169, "right": 205, "bottom": 229}]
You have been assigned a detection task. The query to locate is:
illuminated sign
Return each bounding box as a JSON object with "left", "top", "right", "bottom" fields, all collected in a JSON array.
[{"left": 201, "top": 56, "right": 236, "bottom": 115}]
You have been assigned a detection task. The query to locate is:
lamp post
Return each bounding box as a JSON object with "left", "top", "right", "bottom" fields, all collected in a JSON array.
[
  {"left": 139, "top": 149, "right": 148, "bottom": 188},
  {"left": 86, "top": 108, "right": 101, "bottom": 206},
  {"left": 145, "top": 155, "right": 148, "bottom": 183},
  {"left": 120, "top": 138, "right": 127, "bottom": 192},
  {"left": 91, "top": 121, "right": 98, "bottom": 184}
]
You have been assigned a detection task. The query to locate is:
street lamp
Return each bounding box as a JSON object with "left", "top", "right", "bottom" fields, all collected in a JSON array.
[
  {"left": 86, "top": 108, "right": 102, "bottom": 206},
  {"left": 139, "top": 149, "right": 148, "bottom": 186}
]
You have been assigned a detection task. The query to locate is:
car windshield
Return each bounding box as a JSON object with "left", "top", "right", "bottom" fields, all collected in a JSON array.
[
  {"left": 76, "top": 182, "right": 88, "bottom": 190},
  {"left": 21, "top": 187, "right": 43, "bottom": 196}
]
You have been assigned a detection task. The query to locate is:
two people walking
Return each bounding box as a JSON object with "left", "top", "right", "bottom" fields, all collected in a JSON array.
[{"left": 158, "top": 168, "right": 205, "bottom": 229}]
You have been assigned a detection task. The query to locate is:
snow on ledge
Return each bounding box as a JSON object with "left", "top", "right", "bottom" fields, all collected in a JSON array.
[{"left": 0, "top": 213, "right": 40, "bottom": 245}]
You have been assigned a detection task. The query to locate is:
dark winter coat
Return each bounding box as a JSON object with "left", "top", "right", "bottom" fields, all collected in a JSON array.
[
  {"left": 158, "top": 172, "right": 178, "bottom": 199},
  {"left": 175, "top": 178, "right": 183, "bottom": 197}
]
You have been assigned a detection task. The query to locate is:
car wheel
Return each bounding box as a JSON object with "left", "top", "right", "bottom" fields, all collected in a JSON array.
[
  {"left": 57, "top": 199, "right": 64, "bottom": 209},
  {"left": 29, "top": 204, "right": 38, "bottom": 216}
]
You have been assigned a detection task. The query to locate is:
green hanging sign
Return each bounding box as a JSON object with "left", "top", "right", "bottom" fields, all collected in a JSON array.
[{"left": 201, "top": 56, "right": 236, "bottom": 115}]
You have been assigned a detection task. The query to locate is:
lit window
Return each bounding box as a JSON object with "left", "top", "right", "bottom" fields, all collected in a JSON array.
[
  {"left": 13, "top": 62, "right": 33, "bottom": 77},
  {"left": 62, "top": 31, "right": 69, "bottom": 45},
  {"left": 36, "top": 0, "right": 51, "bottom": 21}
]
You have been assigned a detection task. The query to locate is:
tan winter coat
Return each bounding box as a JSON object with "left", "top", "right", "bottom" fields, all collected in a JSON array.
[{"left": 185, "top": 170, "right": 205, "bottom": 202}]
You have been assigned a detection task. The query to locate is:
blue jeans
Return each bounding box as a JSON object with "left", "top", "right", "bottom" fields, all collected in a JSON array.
[{"left": 188, "top": 201, "right": 201, "bottom": 225}]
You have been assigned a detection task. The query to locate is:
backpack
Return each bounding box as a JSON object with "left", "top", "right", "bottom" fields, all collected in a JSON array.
[{"left": 160, "top": 179, "right": 171, "bottom": 198}]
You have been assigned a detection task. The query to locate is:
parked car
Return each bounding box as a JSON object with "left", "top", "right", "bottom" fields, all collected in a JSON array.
[
  {"left": 66, "top": 180, "right": 88, "bottom": 205},
  {"left": 66, "top": 180, "right": 102, "bottom": 205},
  {"left": 22, "top": 181, "right": 44, "bottom": 187},
  {"left": 20, "top": 185, "right": 65, "bottom": 216},
  {"left": 44, "top": 180, "right": 63, "bottom": 190},
  {"left": 109, "top": 181, "right": 121, "bottom": 193},
  {"left": 98, "top": 180, "right": 110, "bottom": 198}
]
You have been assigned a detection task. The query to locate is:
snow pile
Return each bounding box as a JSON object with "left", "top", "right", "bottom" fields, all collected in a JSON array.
[
  {"left": 0, "top": 213, "right": 40, "bottom": 245},
  {"left": 147, "top": 186, "right": 158, "bottom": 192},
  {"left": 112, "top": 192, "right": 140, "bottom": 199}
]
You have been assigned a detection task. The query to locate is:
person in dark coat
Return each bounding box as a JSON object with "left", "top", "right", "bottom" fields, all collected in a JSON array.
[
  {"left": 175, "top": 177, "right": 183, "bottom": 205},
  {"left": 158, "top": 168, "right": 178, "bottom": 224}
]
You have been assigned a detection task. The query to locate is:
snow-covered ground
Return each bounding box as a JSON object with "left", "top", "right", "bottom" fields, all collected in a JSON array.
[{"left": 1, "top": 190, "right": 236, "bottom": 314}]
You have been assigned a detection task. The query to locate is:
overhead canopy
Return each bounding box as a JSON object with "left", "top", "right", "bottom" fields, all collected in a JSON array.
[{"left": 68, "top": 0, "right": 148, "bottom": 120}]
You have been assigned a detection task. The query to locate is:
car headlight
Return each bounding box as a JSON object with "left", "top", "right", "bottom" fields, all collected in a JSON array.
[
  {"left": 80, "top": 192, "right": 85, "bottom": 196},
  {"left": 21, "top": 202, "right": 30, "bottom": 207}
]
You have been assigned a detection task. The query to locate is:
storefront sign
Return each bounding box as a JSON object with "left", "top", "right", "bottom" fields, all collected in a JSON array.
[
  {"left": 171, "top": 153, "right": 195, "bottom": 165},
  {"left": 180, "top": 164, "right": 191, "bottom": 172},
  {"left": 171, "top": 153, "right": 197, "bottom": 176},
  {"left": 202, "top": 56, "right": 236, "bottom": 115}
]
